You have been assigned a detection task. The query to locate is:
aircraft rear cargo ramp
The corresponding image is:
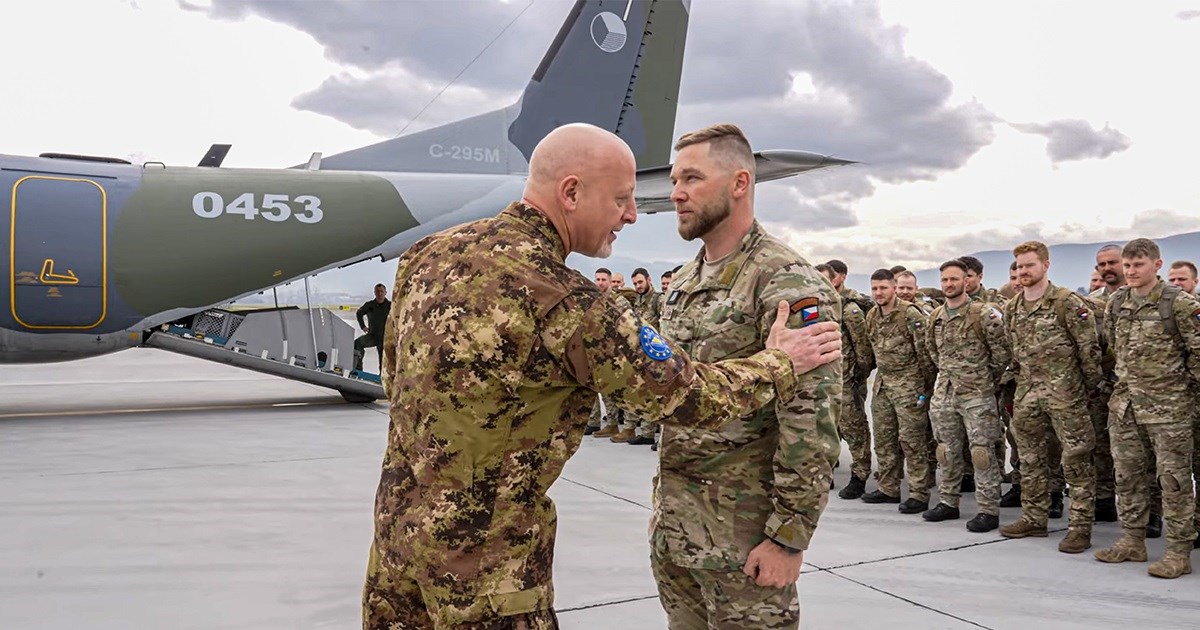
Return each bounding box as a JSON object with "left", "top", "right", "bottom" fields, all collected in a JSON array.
[{"left": 144, "top": 306, "right": 384, "bottom": 403}]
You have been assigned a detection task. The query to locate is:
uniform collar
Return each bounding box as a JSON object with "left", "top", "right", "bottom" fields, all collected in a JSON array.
[
  {"left": 1021, "top": 281, "right": 1060, "bottom": 312},
  {"left": 675, "top": 221, "right": 766, "bottom": 291},
  {"left": 499, "top": 201, "right": 567, "bottom": 260}
]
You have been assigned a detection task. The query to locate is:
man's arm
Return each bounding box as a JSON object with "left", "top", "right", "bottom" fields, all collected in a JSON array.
[
  {"left": 356, "top": 301, "right": 370, "bottom": 331},
  {"left": 908, "top": 307, "right": 937, "bottom": 391},
  {"left": 754, "top": 264, "right": 842, "bottom": 553},
  {"left": 982, "top": 306, "right": 1012, "bottom": 390},
  {"left": 845, "top": 304, "right": 873, "bottom": 378},
  {"left": 1064, "top": 294, "right": 1103, "bottom": 392},
  {"left": 1172, "top": 292, "right": 1200, "bottom": 385}
]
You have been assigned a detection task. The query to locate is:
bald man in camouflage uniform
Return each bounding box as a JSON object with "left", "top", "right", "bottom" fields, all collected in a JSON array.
[
  {"left": 1000, "top": 241, "right": 1102, "bottom": 554},
  {"left": 923, "top": 259, "right": 1010, "bottom": 532},
  {"left": 363, "top": 124, "right": 841, "bottom": 629},
  {"left": 861, "top": 269, "right": 937, "bottom": 513},
  {"left": 652, "top": 124, "right": 841, "bottom": 629},
  {"left": 1095, "top": 238, "right": 1199, "bottom": 578}
]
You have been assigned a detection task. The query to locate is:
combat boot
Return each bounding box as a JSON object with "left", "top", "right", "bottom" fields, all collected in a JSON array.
[
  {"left": 899, "top": 498, "right": 929, "bottom": 514},
  {"left": 966, "top": 513, "right": 999, "bottom": 533},
  {"left": 922, "top": 503, "right": 960, "bottom": 522},
  {"left": 1094, "top": 534, "right": 1148, "bottom": 563},
  {"left": 960, "top": 474, "right": 976, "bottom": 493},
  {"left": 1094, "top": 497, "right": 1118, "bottom": 522},
  {"left": 838, "top": 475, "right": 867, "bottom": 500},
  {"left": 627, "top": 435, "right": 654, "bottom": 446},
  {"left": 999, "top": 485, "right": 1021, "bottom": 508},
  {"left": 1049, "top": 492, "right": 1064, "bottom": 519},
  {"left": 861, "top": 490, "right": 901, "bottom": 504},
  {"left": 610, "top": 428, "right": 635, "bottom": 443},
  {"left": 1058, "top": 529, "right": 1092, "bottom": 554},
  {"left": 1000, "top": 518, "right": 1048, "bottom": 538},
  {"left": 593, "top": 425, "right": 617, "bottom": 438},
  {"left": 1147, "top": 514, "right": 1163, "bottom": 539},
  {"left": 584, "top": 425, "right": 599, "bottom": 436},
  {"left": 1148, "top": 551, "right": 1193, "bottom": 579}
]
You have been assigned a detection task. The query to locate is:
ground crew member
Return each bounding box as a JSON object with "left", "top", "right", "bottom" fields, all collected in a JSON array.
[
  {"left": 861, "top": 269, "right": 937, "bottom": 513},
  {"left": 652, "top": 124, "right": 841, "bottom": 629},
  {"left": 363, "top": 123, "right": 842, "bottom": 629},
  {"left": 353, "top": 283, "right": 390, "bottom": 372},
  {"left": 924, "top": 259, "right": 1009, "bottom": 533},
  {"left": 1000, "top": 241, "right": 1101, "bottom": 554},
  {"left": 1094, "top": 238, "right": 1199, "bottom": 578}
]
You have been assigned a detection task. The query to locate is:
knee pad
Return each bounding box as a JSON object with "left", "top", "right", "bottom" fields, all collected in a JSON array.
[
  {"left": 971, "top": 445, "right": 993, "bottom": 470},
  {"left": 1159, "top": 473, "right": 1183, "bottom": 494},
  {"left": 935, "top": 443, "right": 948, "bottom": 466}
]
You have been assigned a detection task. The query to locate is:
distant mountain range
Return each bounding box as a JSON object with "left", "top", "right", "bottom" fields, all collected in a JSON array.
[{"left": 257, "top": 231, "right": 1200, "bottom": 305}]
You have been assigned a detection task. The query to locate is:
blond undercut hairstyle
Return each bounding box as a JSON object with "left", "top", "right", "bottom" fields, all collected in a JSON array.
[
  {"left": 1013, "top": 240, "right": 1050, "bottom": 263},
  {"left": 674, "top": 123, "right": 756, "bottom": 176},
  {"left": 1122, "top": 238, "right": 1161, "bottom": 260}
]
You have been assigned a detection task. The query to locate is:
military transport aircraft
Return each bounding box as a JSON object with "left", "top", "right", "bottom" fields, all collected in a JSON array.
[{"left": 0, "top": 0, "right": 849, "bottom": 400}]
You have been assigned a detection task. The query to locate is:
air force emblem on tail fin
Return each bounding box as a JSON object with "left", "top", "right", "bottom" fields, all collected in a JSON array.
[
  {"left": 790, "top": 297, "right": 821, "bottom": 326},
  {"left": 639, "top": 325, "right": 673, "bottom": 361}
]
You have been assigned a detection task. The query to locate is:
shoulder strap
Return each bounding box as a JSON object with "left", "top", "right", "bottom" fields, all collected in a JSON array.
[
  {"left": 967, "top": 301, "right": 986, "bottom": 342},
  {"left": 1160, "top": 285, "right": 1184, "bottom": 353},
  {"left": 1106, "top": 287, "right": 1127, "bottom": 323},
  {"left": 1051, "top": 287, "right": 1074, "bottom": 328}
]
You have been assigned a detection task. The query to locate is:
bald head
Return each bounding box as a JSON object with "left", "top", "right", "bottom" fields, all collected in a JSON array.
[{"left": 522, "top": 123, "right": 638, "bottom": 259}]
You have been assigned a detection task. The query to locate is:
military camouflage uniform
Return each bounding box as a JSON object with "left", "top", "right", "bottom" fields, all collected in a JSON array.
[
  {"left": 1081, "top": 293, "right": 1117, "bottom": 502},
  {"left": 863, "top": 298, "right": 937, "bottom": 502},
  {"left": 626, "top": 287, "right": 664, "bottom": 439},
  {"left": 365, "top": 203, "right": 803, "bottom": 629},
  {"left": 1104, "top": 280, "right": 1200, "bottom": 552},
  {"left": 651, "top": 221, "right": 841, "bottom": 629},
  {"left": 838, "top": 297, "right": 873, "bottom": 482},
  {"left": 927, "top": 301, "right": 1010, "bottom": 515},
  {"left": 1004, "top": 283, "right": 1102, "bottom": 532},
  {"left": 969, "top": 285, "right": 1003, "bottom": 306}
]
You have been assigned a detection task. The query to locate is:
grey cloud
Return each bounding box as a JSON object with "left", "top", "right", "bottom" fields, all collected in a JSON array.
[
  {"left": 1129, "top": 209, "right": 1200, "bottom": 238},
  {"left": 1178, "top": 9, "right": 1200, "bottom": 20},
  {"left": 1011, "top": 119, "right": 1132, "bottom": 163}
]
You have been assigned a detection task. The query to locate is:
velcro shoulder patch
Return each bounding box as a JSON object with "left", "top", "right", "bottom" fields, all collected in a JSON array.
[{"left": 790, "top": 296, "right": 821, "bottom": 326}]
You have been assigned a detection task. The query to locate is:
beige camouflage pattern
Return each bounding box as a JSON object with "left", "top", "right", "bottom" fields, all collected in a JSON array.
[
  {"left": 863, "top": 298, "right": 937, "bottom": 500},
  {"left": 652, "top": 556, "right": 799, "bottom": 629},
  {"left": 926, "top": 301, "right": 1011, "bottom": 514},
  {"left": 838, "top": 297, "right": 873, "bottom": 480},
  {"left": 364, "top": 203, "right": 802, "bottom": 628},
  {"left": 1081, "top": 293, "right": 1116, "bottom": 500},
  {"left": 651, "top": 220, "right": 841, "bottom": 576},
  {"left": 1105, "top": 279, "right": 1200, "bottom": 551},
  {"left": 1004, "top": 283, "right": 1102, "bottom": 531}
]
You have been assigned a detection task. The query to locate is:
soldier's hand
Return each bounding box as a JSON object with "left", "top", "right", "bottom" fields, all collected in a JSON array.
[
  {"left": 766, "top": 301, "right": 840, "bottom": 376},
  {"left": 743, "top": 539, "right": 803, "bottom": 588}
]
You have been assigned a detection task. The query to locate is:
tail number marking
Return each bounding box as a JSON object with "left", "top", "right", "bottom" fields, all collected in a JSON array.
[
  {"left": 428, "top": 144, "right": 501, "bottom": 163},
  {"left": 192, "top": 192, "right": 323, "bottom": 224}
]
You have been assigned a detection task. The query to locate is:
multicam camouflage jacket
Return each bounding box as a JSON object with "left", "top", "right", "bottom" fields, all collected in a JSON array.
[
  {"left": 1003, "top": 282, "right": 1103, "bottom": 402},
  {"left": 652, "top": 220, "right": 841, "bottom": 570},
  {"left": 863, "top": 298, "right": 936, "bottom": 396},
  {"left": 927, "top": 300, "right": 1011, "bottom": 399},
  {"left": 372, "top": 203, "right": 800, "bottom": 623},
  {"left": 1104, "top": 279, "right": 1200, "bottom": 425}
]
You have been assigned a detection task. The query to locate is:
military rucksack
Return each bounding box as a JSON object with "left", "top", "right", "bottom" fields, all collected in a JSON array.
[
  {"left": 845, "top": 292, "right": 874, "bottom": 317},
  {"left": 1106, "top": 285, "right": 1186, "bottom": 355}
]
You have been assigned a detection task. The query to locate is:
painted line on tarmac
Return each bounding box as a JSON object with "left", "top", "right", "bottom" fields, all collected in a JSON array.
[
  {"left": 822, "top": 570, "right": 995, "bottom": 629},
  {"left": 818, "top": 526, "right": 1070, "bottom": 571},
  {"left": 32, "top": 455, "right": 356, "bottom": 478},
  {"left": 0, "top": 400, "right": 343, "bottom": 420},
  {"left": 559, "top": 477, "right": 652, "bottom": 511},
  {"left": 557, "top": 594, "right": 661, "bottom": 614}
]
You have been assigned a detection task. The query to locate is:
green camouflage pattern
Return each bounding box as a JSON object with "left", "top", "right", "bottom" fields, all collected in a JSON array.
[
  {"left": 626, "top": 286, "right": 665, "bottom": 437},
  {"left": 651, "top": 221, "right": 841, "bottom": 576},
  {"left": 1004, "top": 284, "right": 1101, "bottom": 531},
  {"left": 863, "top": 298, "right": 937, "bottom": 499},
  {"left": 364, "top": 203, "right": 800, "bottom": 627},
  {"left": 1110, "top": 408, "right": 1197, "bottom": 552},
  {"left": 652, "top": 553, "right": 799, "bottom": 629},
  {"left": 926, "top": 301, "right": 1011, "bottom": 514},
  {"left": 838, "top": 298, "right": 873, "bottom": 480}
]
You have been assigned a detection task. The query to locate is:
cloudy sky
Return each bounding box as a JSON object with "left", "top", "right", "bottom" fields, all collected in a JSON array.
[{"left": 3, "top": 0, "right": 1198, "bottom": 281}]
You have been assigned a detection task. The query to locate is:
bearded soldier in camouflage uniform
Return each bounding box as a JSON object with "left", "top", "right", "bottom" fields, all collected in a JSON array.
[
  {"left": 623, "top": 267, "right": 664, "bottom": 446},
  {"left": 861, "top": 269, "right": 937, "bottom": 513},
  {"left": 1000, "top": 241, "right": 1102, "bottom": 554},
  {"left": 1094, "top": 238, "right": 1199, "bottom": 578},
  {"left": 651, "top": 124, "right": 841, "bottom": 629},
  {"left": 364, "top": 124, "right": 842, "bottom": 629},
  {"left": 819, "top": 264, "right": 873, "bottom": 500},
  {"left": 923, "top": 260, "right": 1010, "bottom": 532}
]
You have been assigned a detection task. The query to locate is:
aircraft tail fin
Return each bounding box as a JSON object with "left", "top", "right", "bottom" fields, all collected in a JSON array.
[{"left": 319, "top": 0, "right": 689, "bottom": 174}]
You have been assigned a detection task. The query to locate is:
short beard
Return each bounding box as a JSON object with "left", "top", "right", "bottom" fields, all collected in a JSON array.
[{"left": 677, "top": 195, "right": 732, "bottom": 241}]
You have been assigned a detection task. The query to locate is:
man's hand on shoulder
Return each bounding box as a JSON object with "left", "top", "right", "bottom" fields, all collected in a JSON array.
[{"left": 766, "top": 301, "right": 840, "bottom": 376}]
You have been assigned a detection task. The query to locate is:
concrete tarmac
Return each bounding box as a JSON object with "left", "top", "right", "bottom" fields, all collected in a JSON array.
[{"left": 2, "top": 349, "right": 1198, "bottom": 629}]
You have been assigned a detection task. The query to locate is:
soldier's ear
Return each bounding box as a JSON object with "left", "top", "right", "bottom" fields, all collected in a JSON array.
[{"left": 559, "top": 175, "right": 581, "bottom": 212}]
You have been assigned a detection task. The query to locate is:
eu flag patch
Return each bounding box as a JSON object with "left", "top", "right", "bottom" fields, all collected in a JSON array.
[{"left": 640, "top": 325, "right": 673, "bottom": 361}]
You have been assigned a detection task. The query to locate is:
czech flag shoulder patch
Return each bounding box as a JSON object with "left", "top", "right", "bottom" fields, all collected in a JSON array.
[{"left": 790, "top": 297, "right": 821, "bottom": 326}]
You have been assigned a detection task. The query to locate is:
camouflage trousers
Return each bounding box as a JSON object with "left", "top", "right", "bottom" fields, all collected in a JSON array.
[
  {"left": 837, "top": 377, "right": 872, "bottom": 480},
  {"left": 997, "top": 382, "right": 1022, "bottom": 485},
  {"left": 1087, "top": 391, "right": 1116, "bottom": 500},
  {"left": 871, "top": 384, "right": 934, "bottom": 501},
  {"left": 626, "top": 412, "right": 659, "bottom": 438},
  {"left": 362, "top": 544, "right": 558, "bottom": 630},
  {"left": 1012, "top": 389, "right": 1095, "bottom": 530},
  {"left": 1109, "top": 407, "right": 1197, "bottom": 552},
  {"left": 651, "top": 553, "right": 799, "bottom": 629},
  {"left": 929, "top": 391, "right": 1004, "bottom": 515},
  {"left": 586, "top": 395, "right": 622, "bottom": 430}
]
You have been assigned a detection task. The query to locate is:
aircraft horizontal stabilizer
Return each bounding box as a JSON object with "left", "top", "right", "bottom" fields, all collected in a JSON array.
[{"left": 634, "top": 150, "right": 856, "bottom": 215}]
